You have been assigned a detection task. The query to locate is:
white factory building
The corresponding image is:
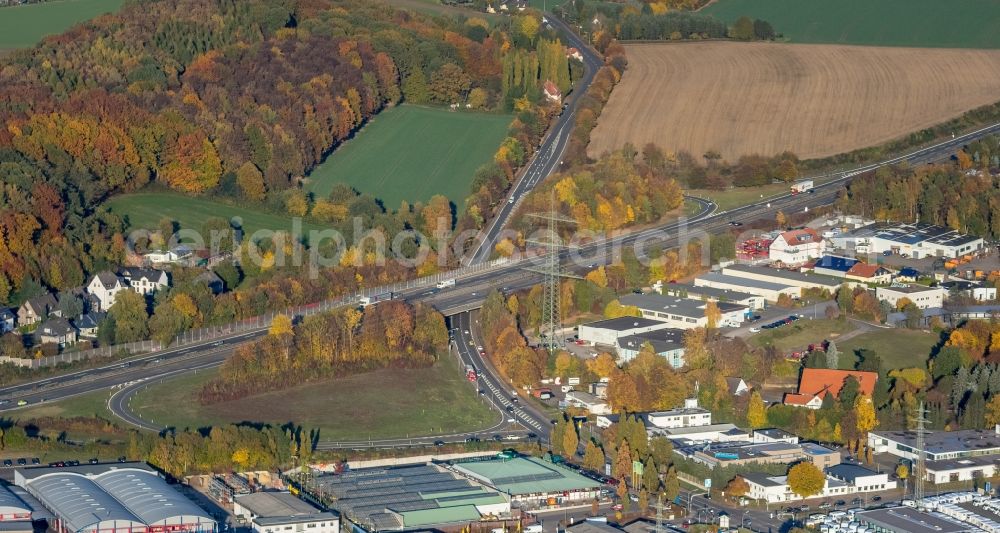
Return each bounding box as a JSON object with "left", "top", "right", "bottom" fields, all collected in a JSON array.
[
  {"left": 617, "top": 293, "right": 747, "bottom": 329},
  {"left": 693, "top": 272, "right": 799, "bottom": 303},
  {"left": 875, "top": 285, "right": 947, "bottom": 310},
  {"left": 660, "top": 283, "right": 766, "bottom": 311},
  {"left": 577, "top": 316, "right": 675, "bottom": 347},
  {"left": 234, "top": 492, "right": 338, "bottom": 533},
  {"left": 830, "top": 221, "right": 984, "bottom": 259},
  {"left": 721, "top": 264, "right": 842, "bottom": 294}
]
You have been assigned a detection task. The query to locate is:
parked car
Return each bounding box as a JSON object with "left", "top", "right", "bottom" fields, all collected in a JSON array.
[
  {"left": 749, "top": 327, "right": 760, "bottom": 333},
  {"left": 16, "top": 458, "right": 26, "bottom": 466},
  {"left": 2, "top": 460, "right": 11, "bottom": 467}
]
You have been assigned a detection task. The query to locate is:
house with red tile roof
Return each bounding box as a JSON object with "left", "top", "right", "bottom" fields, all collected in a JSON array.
[
  {"left": 845, "top": 262, "right": 892, "bottom": 284},
  {"left": 783, "top": 368, "right": 878, "bottom": 409}
]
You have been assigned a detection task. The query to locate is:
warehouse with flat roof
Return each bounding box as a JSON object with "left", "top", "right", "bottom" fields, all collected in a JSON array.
[
  {"left": 15, "top": 463, "right": 215, "bottom": 533},
  {"left": 693, "top": 272, "right": 800, "bottom": 303},
  {"left": 234, "top": 492, "right": 337, "bottom": 533},
  {"left": 722, "top": 264, "right": 842, "bottom": 292},
  {"left": 618, "top": 293, "right": 747, "bottom": 329},
  {"left": 311, "top": 463, "right": 509, "bottom": 530},
  {"left": 450, "top": 455, "right": 602, "bottom": 507}
]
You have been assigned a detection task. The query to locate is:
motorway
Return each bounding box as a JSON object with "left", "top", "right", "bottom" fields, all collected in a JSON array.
[
  {"left": 3, "top": 114, "right": 998, "bottom": 433},
  {"left": 2, "top": 16, "right": 1000, "bottom": 444},
  {"left": 466, "top": 14, "right": 605, "bottom": 265}
]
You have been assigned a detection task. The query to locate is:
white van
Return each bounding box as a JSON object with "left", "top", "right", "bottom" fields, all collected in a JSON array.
[{"left": 524, "top": 526, "right": 543, "bottom": 533}]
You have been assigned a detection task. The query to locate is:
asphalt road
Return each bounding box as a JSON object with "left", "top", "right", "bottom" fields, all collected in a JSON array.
[
  {"left": 466, "top": 14, "right": 604, "bottom": 265},
  {"left": 2, "top": 18, "right": 999, "bottom": 444}
]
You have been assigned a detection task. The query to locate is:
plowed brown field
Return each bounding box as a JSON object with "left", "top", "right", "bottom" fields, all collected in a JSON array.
[{"left": 588, "top": 42, "right": 1000, "bottom": 160}]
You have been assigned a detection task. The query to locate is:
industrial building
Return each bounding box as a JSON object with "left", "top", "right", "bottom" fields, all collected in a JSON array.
[
  {"left": 721, "top": 264, "right": 842, "bottom": 293},
  {"left": 15, "top": 462, "right": 216, "bottom": 533},
  {"left": 660, "top": 283, "right": 765, "bottom": 311},
  {"left": 875, "top": 284, "right": 947, "bottom": 310},
  {"left": 741, "top": 463, "right": 894, "bottom": 504},
  {"left": 831, "top": 221, "right": 985, "bottom": 259},
  {"left": 614, "top": 328, "right": 685, "bottom": 366},
  {"left": 923, "top": 456, "right": 999, "bottom": 485},
  {"left": 854, "top": 506, "right": 971, "bottom": 533},
  {"left": 233, "top": 492, "right": 338, "bottom": 533},
  {"left": 681, "top": 441, "right": 840, "bottom": 470},
  {"left": 868, "top": 427, "right": 1000, "bottom": 462},
  {"left": 450, "top": 455, "right": 601, "bottom": 508},
  {"left": 617, "top": 293, "right": 747, "bottom": 329},
  {"left": 577, "top": 317, "right": 674, "bottom": 347},
  {"left": 596, "top": 399, "right": 748, "bottom": 444},
  {"left": 310, "top": 462, "right": 510, "bottom": 530},
  {"left": 693, "top": 272, "right": 799, "bottom": 303},
  {"left": 0, "top": 482, "right": 34, "bottom": 533}
]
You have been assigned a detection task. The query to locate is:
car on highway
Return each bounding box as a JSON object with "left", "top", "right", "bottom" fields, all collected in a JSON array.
[
  {"left": 492, "top": 435, "right": 502, "bottom": 442},
  {"left": 433, "top": 440, "right": 445, "bottom": 447},
  {"left": 16, "top": 400, "right": 26, "bottom": 406},
  {"left": 728, "top": 221, "right": 743, "bottom": 226},
  {"left": 465, "top": 437, "right": 480, "bottom": 443},
  {"left": 505, "top": 406, "right": 515, "bottom": 413}
]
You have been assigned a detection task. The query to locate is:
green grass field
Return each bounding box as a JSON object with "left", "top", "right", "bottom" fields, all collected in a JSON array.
[
  {"left": 837, "top": 329, "right": 942, "bottom": 370},
  {"left": 13, "top": 388, "right": 112, "bottom": 420},
  {"left": 750, "top": 318, "right": 856, "bottom": 352},
  {"left": 106, "top": 192, "right": 327, "bottom": 237},
  {"left": 0, "top": 0, "right": 123, "bottom": 50},
  {"left": 126, "top": 357, "right": 498, "bottom": 441},
  {"left": 305, "top": 105, "right": 512, "bottom": 208},
  {"left": 703, "top": 0, "right": 1000, "bottom": 49}
]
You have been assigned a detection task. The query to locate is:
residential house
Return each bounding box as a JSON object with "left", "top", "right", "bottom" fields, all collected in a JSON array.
[
  {"left": 144, "top": 245, "right": 193, "bottom": 266},
  {"left": 783, "top": 368, "right": 878, "bottom": 409},
  {"left": 894, "top": 267, "right": 922, "bottom": 283},
  {"left": 845, "top": 263, "right": 892, "bottom": 284},
  {"left": 0, "top": 308, "right": 14, "bottom": 333},
  {"left": 769, "top": 228, "right": 826, "bottom": 266},
  {"left": 87, "top": 272, "right": 127, "bottom": 312},
  {"left": 17, "top": 293, "right": 59, "bottom": 325},
  {"left": 74, "top": 312, "right": 106, "bottom": 339},
  {"left": 725, "top": 377, "right": 750, "bottom": 396},
  {"left": 119, "top": 267, "right": 169, "bottom": 295},
  {"left": 35, "top": 317, "right": 77, "bottom": 347},
  {"left": 542, "top": 80, "right": 562, "bottom": 103}
]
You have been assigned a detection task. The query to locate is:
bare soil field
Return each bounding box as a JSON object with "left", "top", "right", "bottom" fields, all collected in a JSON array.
[{"left": 589, "top": 42, "right": 1000, "bottom": 161}]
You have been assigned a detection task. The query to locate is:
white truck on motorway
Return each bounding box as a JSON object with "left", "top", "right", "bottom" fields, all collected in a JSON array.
[
  {"left": 359, "top": 291, "right": 392, "bottom": 307},
  {"left": 436, "top": 278, "right": 456, "bottom": 289},
  {"left": 791, "top": 179, "right": 814, "bottom": 194}
]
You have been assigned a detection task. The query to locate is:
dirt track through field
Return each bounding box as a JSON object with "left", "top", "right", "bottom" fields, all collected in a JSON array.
[{"left": 588, "top": 42, "right": 1000, "bottom": 160}]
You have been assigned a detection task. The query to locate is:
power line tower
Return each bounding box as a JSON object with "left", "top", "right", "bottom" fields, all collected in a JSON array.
[
  {"left": 911, "top": 401, "right": 930, "bottom": 506},
  {"left": 651, "top": 494, "right": 669, "bottom": 533},
  {"left": 526, "top": 190, "right": 580, "bottom": 355}
]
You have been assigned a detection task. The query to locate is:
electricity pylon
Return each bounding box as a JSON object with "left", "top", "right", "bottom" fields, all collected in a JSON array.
[{"left": 525, "top": 190, "right": 580, "bottom": 355}]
